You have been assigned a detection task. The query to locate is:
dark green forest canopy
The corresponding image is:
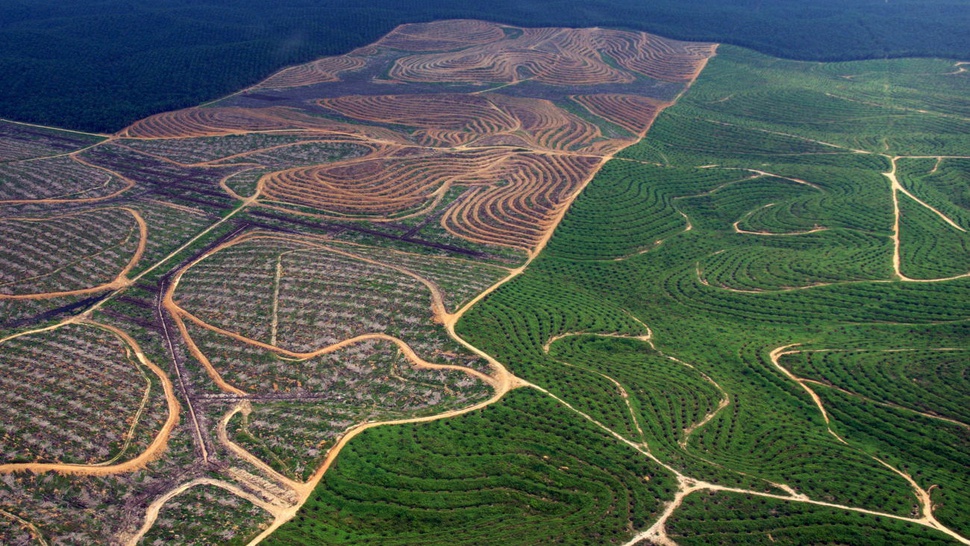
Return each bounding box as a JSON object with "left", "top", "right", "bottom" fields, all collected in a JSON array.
[{"left": 2, "top": 0, "right": 969, "bottom": 132}]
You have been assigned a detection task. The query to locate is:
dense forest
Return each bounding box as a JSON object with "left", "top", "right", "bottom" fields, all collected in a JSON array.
[{"left": 2, "top": 0, "right": 969, "bottom": 132}]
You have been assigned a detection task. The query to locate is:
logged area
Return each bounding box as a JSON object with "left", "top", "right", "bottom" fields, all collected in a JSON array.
[{"left": 0, "top": 20, "right": 723, "bottom": 544}]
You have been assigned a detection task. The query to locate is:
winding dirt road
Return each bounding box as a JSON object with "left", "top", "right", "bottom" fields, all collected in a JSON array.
[
  {"left": 768, "top": 344, "right": 967, "bottom": 543},
  {"left": 884, "top": 155, "right": 970, "bottom": 282},
  {"left": 122, "top": 477, "right": 285, "bottom": 546},
  {"left": 0, "top": 320, "right": 180, "bottom": 476}
]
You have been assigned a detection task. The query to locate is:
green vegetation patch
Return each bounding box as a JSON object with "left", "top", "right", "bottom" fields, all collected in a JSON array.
[
  {"left": 267, "top": 388, "right": 676, "bottom": 545},
  {"left": 666, "top": 491, "right": 955, "bottom": 545},
  {"left": 547, "top": 335, "right": 723, "bottom": 454},
  {"left": 780, "top": 349, "right": 970, "bottom": 424},
  {"left": 814, "top": 386, "right": 970, "bottom": 536},
  {"left": 898, "top": 193, "right": 970, "bottom": 280}
]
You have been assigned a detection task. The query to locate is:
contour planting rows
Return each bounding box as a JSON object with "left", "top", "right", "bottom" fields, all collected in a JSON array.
[
  {"left": 0, "top": 19, "right": 716, "bottom": 544},
  {"left": 121, "top": 107, "right": 348, "bottom": 139},
  {"left": 440, "top": 45, "right": 970, "bottom": 545},
  {"left": 0, "top": 120, "right": 104, "bottom": 162},
  {"left": 331, "top": 243, "right": 510, "bottom": 313},
  {"left": 266, "top": 389, "right": 679, "bottom": 546},
  {"left": 571, "top": 94, "right": 670, "bottom": 136},
  {"left": 2, "top": 16, "right": 967, "bottom": 546},
  {"left": 546, "top": 335, "right": 725, "bottom": 452},
  {"left": 138, "top": 483, "right": 275, "bottom": 545},
  {"left": 779, "top": 349, "right": 970, "bottom": 424},
  {"left": 776, "top": 347, "right": 970, "bottom": 536},
  {"left": 897, "top": 192, "right": 970, "bottom": 280},
  {"left": 0, "top": 323, "right": 167, "bottom": 466},
  {"left": 316, "top": 93, "right": 612, "bottom": 152},
  {"left": 0, "top": 155, "right": 130, "bottom": 203},
  {"left": 384, "top": 25, "right": 715, "bottom": 86},
  {"left": 114, "top": 18, "right": 711, "bottom": 255},
  {"left": 262, "top": 148, "right": 508, "bottom": 218},
  {"left": 697, "top": 230, "right": 893, "bottom": 292},
  {"left": 253, "top": 56, "right": 367, "bottom": 90},
  {"left": 0, "top": 208, "right": 144, "bottom": 297},
  {"left": 664, "top": 491, "right": 956, "bottom": 545},
  {"left": 440, "top": 153, "right": 603, "bottom": 251}
]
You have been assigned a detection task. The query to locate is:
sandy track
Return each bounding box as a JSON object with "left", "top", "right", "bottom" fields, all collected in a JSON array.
[
  {"left": 800, "top": 377, "right": 970, "bottom": 430},
  {"left": 94, "top": 339, "right": 156, "bottom": 467},
  {"left": 779, "top": 347, "right": 970, "bottom": 430},
  {"left": 122, "top": 477, "right": 283, "bottom": 546},
  {"left": 885, "top": 155, "right": 970, "bottom": 282},
  {"left": 531, "top": 368, "right": 970, "bottom": 546},
  {"left": 166, "top": 231, "right": 451, "bottom": 324},
  {"left": 540, "top": 324, "right": 732, "bottom": 453},
  {"left": 161, "top": 230, "right": 501, "bottom": 393},
  {"left": 694, "top": 261, "right": 873, "bottom": 294},
  {"left": 887, "top": 156, "right": 965, "bottom": 232},
  {"left": 691, "top": 140, "right": 970, "bottom": 286},
  {"left": 542, "top": 330, "right": 652, "bottom": 354},
  {"left": 0, "top": 509, "right": 48, "bottom": 546},
  {"left": 542, "top": 331, "right": 650, "bottom": 442},
  {"left": 178, "top": 307, "right": 499, "bottom": 390},
  {"left": 0, "top": 157, "right": 133, "bottom": 206},
  {"left": 498, "top": 337, "right": 970, "bottom": 546},
  {"left": 680, "top": 396, "right": 731, "bottom": 450},
  {"left": 770, "top": 344, "right": 835, "bottom": 426},
  {"left": 732, "top": 203, "right": 828, "bottom": 236}
]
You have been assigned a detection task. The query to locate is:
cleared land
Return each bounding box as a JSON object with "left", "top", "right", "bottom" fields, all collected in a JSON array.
[
  {"left": 1, "top": 17, "right": 968, "bottom": 546},
  {"left": 0, "top": 19, "right": 717, "bottom": 545},
  {"left": 120, "top": 19, "right": 710, "bottom": 254},
  {"left": 0, "top": 323, "right": 168, "bottom": 466}
]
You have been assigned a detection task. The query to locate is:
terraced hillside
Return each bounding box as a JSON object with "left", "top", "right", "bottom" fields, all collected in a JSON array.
[{"left": 0, "top": 20, "right": 718, "bottom": 544}]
